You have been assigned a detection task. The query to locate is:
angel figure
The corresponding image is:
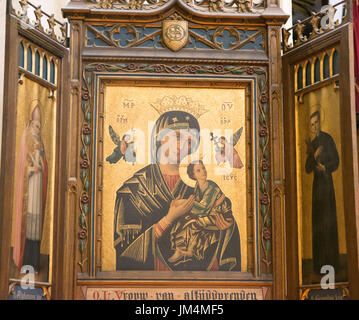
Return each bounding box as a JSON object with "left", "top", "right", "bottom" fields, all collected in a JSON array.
[
  {"left": 210, "top": 127, "right": 244, "bottom": 169},
  {"left": 106, "top": 126, "right": 136, "bottom": 165}
]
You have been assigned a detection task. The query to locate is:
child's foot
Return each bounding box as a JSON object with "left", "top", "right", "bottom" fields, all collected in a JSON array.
[
  {"left": 172, "top": 250, "right": 194, "bottom": 266},
  {"left": 168, "top": 250, "right": 185, "bottom": 263}
]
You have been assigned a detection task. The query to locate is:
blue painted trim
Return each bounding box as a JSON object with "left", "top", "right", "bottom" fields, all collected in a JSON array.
[
  {"left": 35, "top": 51, "right": 41, "bottom": 76},
  {"left": 50, "top": 60, "right": 56, "bottom": 84},
  {"left": 43, "top": 56, "right": 48, "bottom": 80},
  {"left": 314, "top": 58, "right": 320, "bottom": 83},
  {"left": 27, "top": 47, "right": 33, "bottom": 72},
  {"left": 297, "top": 66, "right": 303, "bottom": 90},
  {"left": 19, "top": 42, "right": 25, "bottom": 68},
  {"left": 305, "top": 62, "right": 312, "bottom": 87},
  {"left": 86, "top": 25, "right": 264, "bottom": 51},
  {"left": 332, "top": 50, "right": 339, "bottom": 76},
  {"left": 323, "top": 54, "right": 330, "bottom": 79}
]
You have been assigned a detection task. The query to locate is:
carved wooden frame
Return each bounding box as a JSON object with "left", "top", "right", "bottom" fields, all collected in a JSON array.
[
  {"left": 79, "top": 69, "right": 261, "bottom": 281},
  {"left": 0, "top": 4, "right": 70, "bottom": 300},
  {"left": 282, "top": 23, "right": 359, "bottom": 300},
  {"left": 62, "top": 0, "right": 288, "bottom": 300},
  {"left": 0, "top": 0, "right": 290, "bottom": 300}
]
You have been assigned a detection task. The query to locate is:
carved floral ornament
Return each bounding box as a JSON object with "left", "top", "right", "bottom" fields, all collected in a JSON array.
[{"left": 87, "top": 0, "right": 266, "bottom": 13}]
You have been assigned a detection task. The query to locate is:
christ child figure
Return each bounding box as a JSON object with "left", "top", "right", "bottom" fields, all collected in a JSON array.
[{"left": 168, "top": 160, "right": 231, "bottom": 265}]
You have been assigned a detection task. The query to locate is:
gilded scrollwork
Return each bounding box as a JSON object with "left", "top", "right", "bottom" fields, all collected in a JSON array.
[
  {"left": 88, "top": 0, "right": 265, "bottom": 12},
  {"left": 85, "top": 23, "right": 265, "bottom": 51},
  {"left": 184, "top": 0, "right": 255, "bottom": 13},
  {"left": 11, "top": 0, "right": 68, "bottom": 46},
  {"left": 282, "top": 1, "right": 347, "bottom": 53},
  {"left": 309, "top": 12, "right": 322, "bottom": 38},
  {"left": 209, "top": 27, "right": 264, "bottom": 50},
  {"left": 89, "top": 0, "right": 170, "bottom": 10},
  {"left": 109, "top": 25, "right": 140, "bottom": 47}
]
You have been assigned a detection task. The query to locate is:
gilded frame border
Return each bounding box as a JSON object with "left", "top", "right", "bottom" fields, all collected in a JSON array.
[{"left": 76, "top": 63, "right": 273, "bottom": 284}]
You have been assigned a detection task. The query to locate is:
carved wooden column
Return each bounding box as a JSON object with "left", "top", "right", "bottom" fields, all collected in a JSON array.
[
  {"left": 339, "top": 22, "right": 359, "bottom": 300},
  {"left": 53, "top": 13, "right": 84, "bottom": 299},
  {"left": 0, "top": 11, "right": 19, "bottom": 300},
  {"left": 264, "top": 4, "right": 289, "bottom": 300}
]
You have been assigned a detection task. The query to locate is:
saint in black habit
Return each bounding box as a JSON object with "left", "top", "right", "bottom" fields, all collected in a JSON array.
[{"left": 305, "top": 131, "right": 340, "bottom": 275}]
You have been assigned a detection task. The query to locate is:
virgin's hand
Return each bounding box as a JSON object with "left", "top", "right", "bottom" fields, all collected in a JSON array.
[
  {"left": 166, "top": 195, "right": 195, "bottom": 223},
  {"left": 215, "top": 214, "right": 234, "bottom": 230}
]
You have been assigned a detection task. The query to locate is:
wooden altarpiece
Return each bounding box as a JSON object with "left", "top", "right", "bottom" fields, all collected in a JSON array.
[
  {"left": 60, "top": 0, "right": 288, "bottom": 301},
  {"left": 0, "top": 0, "right": 289, "bottom": 300},
  {"left": 282, "top": 0, "right": 359, "bottom": 300}
]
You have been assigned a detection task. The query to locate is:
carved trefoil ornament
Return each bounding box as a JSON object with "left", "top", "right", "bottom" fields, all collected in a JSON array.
[{"left": 162, "top": 20, "right": 189, "bottom": 52}]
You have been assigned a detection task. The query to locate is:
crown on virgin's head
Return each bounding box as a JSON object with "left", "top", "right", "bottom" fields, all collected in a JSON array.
[{"left": 151, "top": 95, "right": 209, "bottom": 119}]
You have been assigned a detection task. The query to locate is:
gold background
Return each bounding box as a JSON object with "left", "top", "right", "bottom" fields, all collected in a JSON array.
[
  {"left": 295, "top": 84, "right": 347, "bottom": 267},
  {"left": 101, "top": 85, "right": 248, "bottom": 272},
  {"left": 10, "top": 77, "right": 57, "bottom": 281}
]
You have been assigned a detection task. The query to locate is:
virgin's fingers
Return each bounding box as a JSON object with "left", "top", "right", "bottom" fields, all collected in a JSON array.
[
  {"left": 179, "top": 198, "right": 193, "bottom": 210},
  {"left": 184, "top": 195, "right": 195, "bottom": 206},
  {"left": 227, "top": 217, "right": 234, "bottom": 223},
  {"left": 183, "top": 199, "right": 194, "bottom": 211},
  {"left": 224, "top": 217, "right": 234, "bottom": 227},
  {"left": 215, "top": 215, "right": 226, "bottom": 229},
  {"left": 217, "top": 214, "right": 232, "bottom": 229},
  {"left": 221, "top": 217, "right": 233, "bottom": 230},
  {"left": 216, "top": 213, "right": 226, "bottom": 225},
  {"left": 187, "top": 196, "right": 195, "bottom": 205}
]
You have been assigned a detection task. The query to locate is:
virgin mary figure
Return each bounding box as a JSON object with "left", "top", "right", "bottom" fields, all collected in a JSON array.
[
  {"left": 113, "top": 110, "right": 241, "bottom": 271},
  {"left": 13, "top": 106, "right": 48, "bottom": 274}
]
